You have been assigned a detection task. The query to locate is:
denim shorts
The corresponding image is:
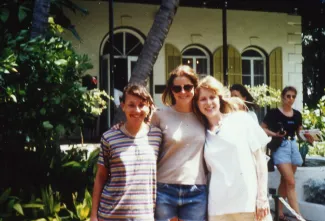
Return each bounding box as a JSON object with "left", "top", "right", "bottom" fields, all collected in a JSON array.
[
  {"left": 155, "top": 182, "right": 207, "bottom": 221},
  {"left": 272, "top": 139, "right": 303, "bottom": 166}
]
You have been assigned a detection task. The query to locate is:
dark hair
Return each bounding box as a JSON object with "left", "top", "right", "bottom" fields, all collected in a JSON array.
[
  {"left": 230, "top": 84, "right": 259, "bottom": 111},
  {"left": 120, "top": 83, "right": 154, "bottom": 123},
  {"left": 162, "top": 65, "right": 199, "bottom": 105},
  {"left": 281, "top": 86, "right": 297, "bottom": 98}
]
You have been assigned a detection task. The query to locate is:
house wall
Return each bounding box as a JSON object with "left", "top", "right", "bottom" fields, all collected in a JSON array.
[{"left": 63, "top": 1, "right": 303, "bottom": 110}]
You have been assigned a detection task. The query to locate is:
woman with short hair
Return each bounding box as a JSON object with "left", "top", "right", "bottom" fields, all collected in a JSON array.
[
  {"left": 90, "top": 84, "right": 162, "bottom": 221},
  {"left": 261, "top": 86, "right": 313, "bottom": 221}
]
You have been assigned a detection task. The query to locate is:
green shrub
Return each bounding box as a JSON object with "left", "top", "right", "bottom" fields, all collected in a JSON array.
[
  {"left": 301, "top": 93, "right": 325, "bottom": 158},
  {"left": 245, "top": 84, "right": 281, "bottom": 107},
  {"left": 0, "top": 30, "right": 106, "bottom": 219}
]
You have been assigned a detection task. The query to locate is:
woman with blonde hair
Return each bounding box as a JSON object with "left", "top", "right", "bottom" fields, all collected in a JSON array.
[
  {"left": 152, "top": 65, "right": 208, "bottom": 221},
  {"left": 193, "top": 76, "right": 271, "bottom": 221}
]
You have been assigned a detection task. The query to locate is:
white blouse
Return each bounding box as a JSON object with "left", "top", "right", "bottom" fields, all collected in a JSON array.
[{"left": 205, "top": 111, "right": 271, "bottom": 216}]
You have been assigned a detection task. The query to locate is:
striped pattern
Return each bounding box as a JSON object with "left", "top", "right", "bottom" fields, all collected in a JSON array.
[{"left": 97, "top": 126, "right": 162, "bottom": 221}]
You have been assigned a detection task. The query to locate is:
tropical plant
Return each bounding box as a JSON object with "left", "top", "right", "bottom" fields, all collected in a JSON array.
[
  {"left": 308, "top": 142, "right": 325, "bottom": 157},
  {"left": 72, "top": 189, "right": 92, "bottom": 221},
  {"left": 302, "top": 94, "right": 325, "bottom": 135},
  {"left": 0, "top": 0, "right": 88, "bottom": 41},
  {"left": 245, "top": 84, "right": 281, "bottom": 107},
  {"left": 300, "top": 93, "right": 325, "bottom": 160},
  {"left": 0, "top": 30, "right": 109, "bottom": 210},
  {"left": 0, "top": 188, "right": 24, "bottom": 219}
]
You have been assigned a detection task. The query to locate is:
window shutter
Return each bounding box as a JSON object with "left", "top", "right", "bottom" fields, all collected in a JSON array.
[
  {"left": 269, "top": 47, "right": 283, "bottom": 91},
  {"left": 213, "top": 47, "right": 224, "bottom": 83},
  {"left": 165, "top": 43, "right": 181, "bottom": 81},
  {"left": 228, "top": 45, "right": 242, "bottom": 85}
]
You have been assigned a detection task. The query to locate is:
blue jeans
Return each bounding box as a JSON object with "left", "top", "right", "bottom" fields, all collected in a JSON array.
[
  {"left": 155, "top": 183, "right": 207, "bottom": 221},
  {"left": 272, "top": 139, "right": 303, "bottom": 166}
]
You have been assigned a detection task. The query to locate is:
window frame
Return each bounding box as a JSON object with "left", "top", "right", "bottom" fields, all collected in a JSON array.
[{"left": 181, "top": 45, "right": 211, "bottom": 75}]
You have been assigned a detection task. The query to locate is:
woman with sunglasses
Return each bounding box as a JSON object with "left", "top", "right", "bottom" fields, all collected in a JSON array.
[
  {"left": 151, "top": 65, "right": 207, "bottom": 221},
  {"left": 261, "top": 86, "right": 313, "bottom": 221}
]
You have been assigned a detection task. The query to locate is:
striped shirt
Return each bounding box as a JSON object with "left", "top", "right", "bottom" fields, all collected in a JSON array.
[{"left": 97, "top": 126, "right": 162, "bottom": 221}]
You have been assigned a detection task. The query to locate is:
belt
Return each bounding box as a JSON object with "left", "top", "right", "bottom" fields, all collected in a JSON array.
[{"left": 284, "top": 136, "right": 295, "bottom": 140}]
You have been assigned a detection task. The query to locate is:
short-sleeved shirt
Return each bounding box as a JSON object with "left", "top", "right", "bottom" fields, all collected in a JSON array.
[
  {"left": 97, "top": 126, "right": 162, "bottom": 220},
  {"left": 150, "top": 106, "right": 207, "bottom": 185},
  {"left": 205, "top": 111, "right": 271, "bottom": 216},
  {"left": 263, "top": 108, "right": 302, "bottom": 138}
]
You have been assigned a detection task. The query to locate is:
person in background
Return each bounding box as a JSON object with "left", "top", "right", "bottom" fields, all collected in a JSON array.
[
  {"left": 193, "top": 76, "right": 271, "bottom": 221},
  {"left": 90, "top": 84, "right": 162, "bottom": 221},
  {"left": 230, "top": 83, "right": 259, "bottom": 122},
  {"left": 261, "top": 86, "right": 313, "bottom": 221},
  {"left": 152, "top": 65, "right": 207, "bottom": 221}
]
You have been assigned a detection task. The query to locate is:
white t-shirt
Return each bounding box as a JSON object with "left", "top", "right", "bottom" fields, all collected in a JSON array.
[
  {"left": 248, "top": 110, "right": 258, "bottom": 122},
  {"left": 205, "top": 111, "right": 270, "bottom": 216}
]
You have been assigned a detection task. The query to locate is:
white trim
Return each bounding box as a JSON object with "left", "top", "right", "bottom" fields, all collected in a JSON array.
[
  {"left": 127, "top": 56, "right": 138, "bottom": 80},
  {"left": 100, "top": 28, "right": 145, "bottom": 56},
  {"left": 242, "top": 47, "right": 266, "bottom": 60}
]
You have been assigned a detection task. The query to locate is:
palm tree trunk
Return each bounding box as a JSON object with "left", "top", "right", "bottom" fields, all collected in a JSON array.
[
  {"left": 129, "top": 0, "right": 180, "bottom": 85},
  {"left": 30, "top": 0, "right": 51, "bottom": 39}
]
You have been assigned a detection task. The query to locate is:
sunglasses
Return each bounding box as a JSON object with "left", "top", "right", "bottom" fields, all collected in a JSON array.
[
  {"left": 171, "top": 84, "right": 194, "bottom": 93},
  {"left": 286, "top": 94, "right": 296, "bottom": 99}
]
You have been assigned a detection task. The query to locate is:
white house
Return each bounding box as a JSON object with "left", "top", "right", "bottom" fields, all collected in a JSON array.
[{"left": 63, "top": 0, "right": 303, "bottom": 126}]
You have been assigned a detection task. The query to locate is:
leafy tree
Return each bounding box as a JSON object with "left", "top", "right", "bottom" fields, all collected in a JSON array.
[{"left": 302, "top": 1, "right": 325, "bottom": 107}]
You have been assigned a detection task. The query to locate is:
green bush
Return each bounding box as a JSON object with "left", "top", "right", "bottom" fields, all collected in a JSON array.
[
  {"left": 308, "top": 142, "right": 325, "bottom": 157},
  {"left": 246, "top": 84, "right": 281, "bottom": 107},
  {"left": 0, "top": 31, "right": 105, "bottom": 220},
  {"left": 301, "top": 93, "right": 325, "bottom": 158}
]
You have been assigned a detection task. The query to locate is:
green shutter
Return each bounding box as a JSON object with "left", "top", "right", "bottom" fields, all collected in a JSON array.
[
  {"left": 213, "top": 47, "right": 224, "bottom": 83},
  {"left": 228, "top": 45, "right": 242, "bottom": 86},
  {"left": 269, "top": 47, "right": 283, "bottom": 107},
  {"left": 165, "top": 43, "right": 181, "bottom": 81},
  {"left": 269, "top": 47, "right": 283, "bottom": 90}
]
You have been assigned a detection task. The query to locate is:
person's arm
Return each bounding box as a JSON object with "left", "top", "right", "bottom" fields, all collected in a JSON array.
[
  {"left": 253, "top": 148, "right": 270, "bottom": 220},
  {"left": 296, "top": 111, "right": 314, "bottom": 144},
  {"left": 90, "top": 165, "right": 109, "bottom": 221},
  {"left": 296, "top": 125, "right": 314, "bottom": 145},
  {"left": 261, "top": 122, "right": 286, "bottom": 138}
]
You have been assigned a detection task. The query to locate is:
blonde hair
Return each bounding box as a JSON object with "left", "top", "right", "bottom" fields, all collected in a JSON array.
[
  {"left": 162, "top": 65, "right": 199, "bottom": 105},
  {"left": 193, "top": 76, "right": 245, "bottom": 128}
]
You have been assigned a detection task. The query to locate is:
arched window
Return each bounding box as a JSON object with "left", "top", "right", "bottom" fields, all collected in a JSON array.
[
  {"left": 241, "top": 49, "right": 266, "bottom": 86},
  {"left": 241, "top": 48, "right": 267, "bottom": 122},
  {"left": 100, "top": 28, "right": 152, "bottom": 126},
  {"left": 182, "top": 46, "right": 210, "bottom": 77}
]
